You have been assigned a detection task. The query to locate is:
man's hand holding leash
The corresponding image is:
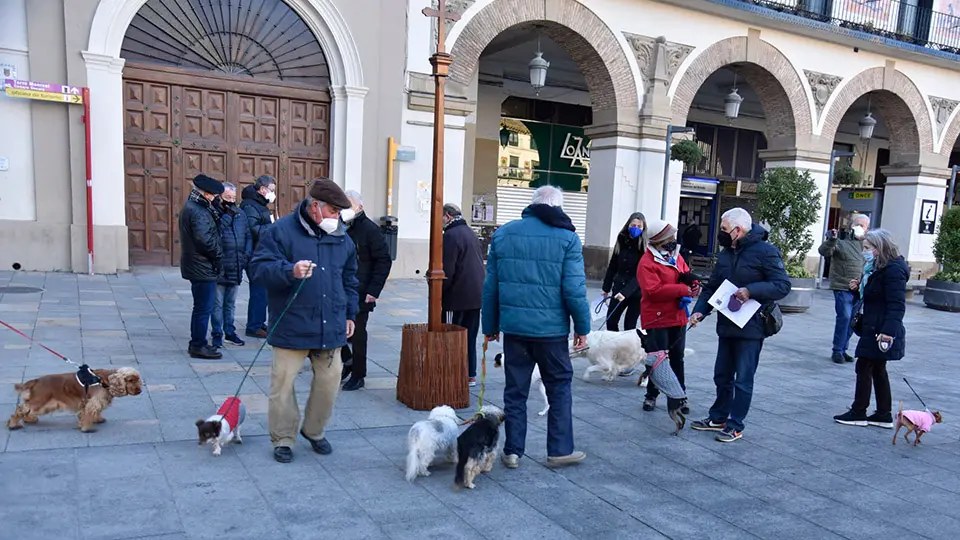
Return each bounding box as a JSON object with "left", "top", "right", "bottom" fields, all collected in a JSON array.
[{"left": 293, "top": 260, "right": 316, "bottom": 279}]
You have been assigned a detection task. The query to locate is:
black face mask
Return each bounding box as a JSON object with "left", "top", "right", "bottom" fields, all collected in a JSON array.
[
  {"left": 717, "top": 230, "right": 733, "bottom": 249},
  {"left": 661, "top": 241, "right": 678, "bottom": 253}
]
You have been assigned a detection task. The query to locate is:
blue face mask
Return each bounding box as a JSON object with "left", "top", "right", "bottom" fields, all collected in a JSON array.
[
  {"left": 862, "top": 250, "right": 875, "bottom": 263},
  {"left": 629, "top": 226, "right": 643, "bottom": 239}
]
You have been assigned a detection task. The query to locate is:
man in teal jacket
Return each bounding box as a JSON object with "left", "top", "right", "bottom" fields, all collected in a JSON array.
[{"left": 482, "top": 185, "right": 591, "bottom": 469}]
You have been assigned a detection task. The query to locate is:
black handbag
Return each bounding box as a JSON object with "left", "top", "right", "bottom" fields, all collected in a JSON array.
[
  {"left": 759, "top": 302, "right": 783, "bottom": 338},
  {"left": 850, "top": 300, "right": 864, "bottom": 337}
]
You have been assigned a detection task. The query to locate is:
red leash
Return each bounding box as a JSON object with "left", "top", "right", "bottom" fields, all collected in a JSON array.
[{"left": 0, "top": 319, "right": 75, "bottom": 364}]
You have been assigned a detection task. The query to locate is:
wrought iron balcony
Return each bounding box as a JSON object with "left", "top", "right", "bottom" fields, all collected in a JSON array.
[{"left": 730, "top": 0, "right": 960, "bottom": 55}]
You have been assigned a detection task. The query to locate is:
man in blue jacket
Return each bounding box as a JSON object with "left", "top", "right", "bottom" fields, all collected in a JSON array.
[
  {"left": 482, "top": 185, "right": 591, "bottom": 469},
  {"left": 211, "top": 182, "right": 252, "bottom": 348},
  {"left": 249, "top": 178, "right": 359, "bottom": 464},
  {"left": 690, "top": 207, "right": 791, "bottom": 443}
]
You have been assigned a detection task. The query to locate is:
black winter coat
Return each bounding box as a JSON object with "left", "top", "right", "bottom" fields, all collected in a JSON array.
[
  {"left": 218, "top": 205, "right": 252, "bottom": 286},
  {"left": 442, "top": 218, "right": 485, "bottom": 311},
  {"left": 240, "top": 185, "right": 273, "bottom": 250},
  {"left": 346, "top": 212, "right": 392, "bottom": 313},
  {"left": 179, "top": 190, "right": 224, "bottom": 282},
  {"left": 854, "top": 257, "right": 908, "bottom": 360},
  {"left": 602, "top": 233, "right": 643, "bottom": 298},
  {"left": 693, "top": 224, "right": 792, "bottom": 340}
]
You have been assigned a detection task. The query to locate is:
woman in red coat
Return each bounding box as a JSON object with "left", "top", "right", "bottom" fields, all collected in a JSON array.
[{"left": 637, "top": 219, "right": 701, "bottom": 413}]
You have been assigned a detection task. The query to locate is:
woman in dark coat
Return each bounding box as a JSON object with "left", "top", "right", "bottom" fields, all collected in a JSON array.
[
  {"left": 834, "top": 228, "right": 908, "bottom": 429},
  {"left": 601, "top": 212, "right": 647, "bottom": 331}
]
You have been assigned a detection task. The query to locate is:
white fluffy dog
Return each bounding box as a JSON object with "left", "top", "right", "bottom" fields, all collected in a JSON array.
[
  {"left": 573, "top": 330, "right": 646, "bottom": 382},
  {"left": 405, "top": 405, "right": 460, "bottom": 482}
]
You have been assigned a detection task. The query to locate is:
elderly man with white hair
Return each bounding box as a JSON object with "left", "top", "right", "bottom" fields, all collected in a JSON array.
[
  {"left": 819, "top": 213, "right": 870, "bottom": 364},
  {"left": 339, "top": 190, "right": 393, "bottom": 391},
  {"left": 689, "top": 207, "right": 791, "bottom": 442},
  {"left": 482, "top": 185, "right": 591, "bottom": 468}
]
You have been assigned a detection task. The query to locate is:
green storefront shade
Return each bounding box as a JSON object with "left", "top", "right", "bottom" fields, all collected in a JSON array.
[{"left": 519, "top": 121, "right": 590, "bottom": 192}]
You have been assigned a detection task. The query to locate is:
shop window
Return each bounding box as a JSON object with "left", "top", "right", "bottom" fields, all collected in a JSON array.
[
  {"left": 754, "top": 134, "right": 768, "bottom": 181},
  {"left": 508, "top": 132, "right": 519, "bottom": 147},
  {"left": 509, "top": 155, "right": 519, "bottom": 168},
  {"left": 715, "top": 127, "right": 736, "bottom": 179},
  {"left": 694, "top": 124, "right": 715, "bottom": 176},
  {"left": 735, "top": 131, "right": 756, "bottom": 180}
]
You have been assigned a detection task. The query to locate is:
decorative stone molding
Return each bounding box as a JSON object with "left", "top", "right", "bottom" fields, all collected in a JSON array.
[
  {"left": 804, "top": 70, "right": 842, "bottom": 119},
  {"left": 930, "top": 96, "right": 959, "bottom": 137},
  {"left": 431, "top": 0, "right": 476, "bottom": 54},
  {"left": 623, "top": 33, "right": 694, "bottom": 93},
  {"left": 406, "top": 72, "right": 476, "bottom": 117}
]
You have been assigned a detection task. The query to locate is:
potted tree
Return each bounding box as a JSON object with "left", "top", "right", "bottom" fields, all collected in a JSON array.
[
  {"left": 832, "top": 162, "right": 862, "bottom": 187},
  {"left": 924, "top": 206, "right": 960, "bottom": 312},
  {"left": 671, "top": 139, "right": 703, "bottom": 172},
  {"left": 756, "top": 167, "right": 822, "bottom": 313}
]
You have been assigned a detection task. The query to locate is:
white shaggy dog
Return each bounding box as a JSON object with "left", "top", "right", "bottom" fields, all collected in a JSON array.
[
  {"left": 573, "top": 330, "right": 646, "bottom": 382},
  {"left": 405, "top": 405, "right": 460, "bottom": 482},
  {"left": 494, "top": 353, "right": 549, "bottom": 416}
]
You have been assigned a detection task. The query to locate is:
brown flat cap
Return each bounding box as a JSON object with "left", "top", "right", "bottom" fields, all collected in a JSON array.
[{"left": 309, "top": 178, "right": 351, "bottom": 208}]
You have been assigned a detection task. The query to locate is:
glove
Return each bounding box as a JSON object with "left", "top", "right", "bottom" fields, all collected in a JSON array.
[
  {"left": 678, "top": 272, "right": 698, "bottom": 287},
  {"left": 678, "top": 296, "right": 693, "bottom": 313}
]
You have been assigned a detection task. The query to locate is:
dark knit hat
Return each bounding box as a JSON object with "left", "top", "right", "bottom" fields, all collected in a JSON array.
[
  {"left": 309, "top": 178, "right": 351, "bottom": 208},
  {"left": 193, "top": 174, "right": 224, "bottom": 195}
]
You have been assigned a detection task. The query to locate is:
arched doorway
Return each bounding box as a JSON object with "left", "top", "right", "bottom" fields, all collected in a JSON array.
[
  {"left": 448, "top": 0, "right": 642, "bottom": 272},
  {"left": 119, "top": 0, "right": 331, "bottom": 265}
]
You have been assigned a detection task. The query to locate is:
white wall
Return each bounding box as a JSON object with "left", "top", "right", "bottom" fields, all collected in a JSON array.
[{"left": 0, "top": 0, "right": 35, "bottom": 221}]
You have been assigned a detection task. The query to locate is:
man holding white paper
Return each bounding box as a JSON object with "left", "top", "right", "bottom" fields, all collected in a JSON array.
[{"left": 689, "top": 208, "right": 791, "bottom": 442}]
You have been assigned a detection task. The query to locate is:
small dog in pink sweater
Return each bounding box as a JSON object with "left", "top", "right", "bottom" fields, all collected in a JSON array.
[{"left": 893, "top": 400, "right": 943, "bottom": 447}]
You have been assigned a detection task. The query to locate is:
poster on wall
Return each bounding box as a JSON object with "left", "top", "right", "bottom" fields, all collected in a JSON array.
[
  {"left": 933, "top": 1, "right": 960, "bottom": 45},
  {"left": 833, "top": 0, "right": 899, "bottom": 34}
]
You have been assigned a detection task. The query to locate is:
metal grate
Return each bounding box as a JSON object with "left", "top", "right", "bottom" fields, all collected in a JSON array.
[
  {"left": 0, "top": 287, "right": 44, "bottom": 294},
  {"left": 120, "top": 0, "right": 330, "bottom": 87}
]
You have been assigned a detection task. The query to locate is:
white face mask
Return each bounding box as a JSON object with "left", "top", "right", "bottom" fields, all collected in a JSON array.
[
  {"left": 852, "top": 225, "right": 865, "bottom": 239},
  {"left": 264, "top": 191, "right": 276, "bottom": 203},
  {"left": 319, "top": 218, "right": 339, "bottom": 234},
  {"left": 340, "top": 208, "right": 356, "bottom": 223}
]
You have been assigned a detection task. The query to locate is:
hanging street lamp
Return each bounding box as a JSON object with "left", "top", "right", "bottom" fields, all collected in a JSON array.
[
  {"left": 859, "top": 112, "right": 877, "bottom": 140},
  {"left": 529, "top": 41, "right": 549, "bottom": 96}
]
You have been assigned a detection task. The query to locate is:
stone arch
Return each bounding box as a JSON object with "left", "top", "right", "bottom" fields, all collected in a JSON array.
[
  {"left": 821, "top": 67, "right": 932, "bottom": 164},
  {"left": 87, "top": 0, "right": 363, "bottom": 88},
  {"left": 936, "top": 104, "right": 960, "bottom": 156},
  {"left": 671, "top": 36, "right": 812, "bottom": 150},
  {"left": 448, "top": 0, "right": 639, "bottom": 125}
]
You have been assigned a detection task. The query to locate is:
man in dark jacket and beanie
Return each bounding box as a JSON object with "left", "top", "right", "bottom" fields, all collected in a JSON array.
[
  {"left": 690, "top": 208, "right": 791, "bottom": 443},
  {"left": 241, "top": 175, "right": 276, "bottom": 339},
  {"left": 249, "top": 178, "right": 359, "bottom": 464},
  {"left": 211, "top": 182, "right": 252, "bottom": 348},
  {"left": 339, "top": 190, "right": 393, "bottom": 391},
  {"left": 818, "top": 214, "right": 868, "bottom": 364},
  {"left": 441, "top": 203, "right": 486, "bottom": 386},
  {"left": 180, "top": 174, "right": 226, "bottom": 359}
]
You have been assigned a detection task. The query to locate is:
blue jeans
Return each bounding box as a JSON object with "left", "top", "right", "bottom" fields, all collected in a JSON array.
[
  {"left": 189, "top": 281, "right": 217, "bottom": 349},
  {"left": 246, "top": 279, "right": 268, "bottom": 334},
  {"left": 502, "top": 335, "right": 574, "bottom": 458},
  {"left": 708, "top": 338, "right": 763, "bottom": 432},
  {"left": 211, "top": 284, "right": 239, "bottom": 343},
  {"left": 832, "top": 290, "right": 855, "bottom": 355}
]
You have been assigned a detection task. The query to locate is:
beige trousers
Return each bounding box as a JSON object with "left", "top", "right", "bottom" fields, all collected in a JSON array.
[{"left": 269, "top": 347, "right": 342, "bottom": 447}]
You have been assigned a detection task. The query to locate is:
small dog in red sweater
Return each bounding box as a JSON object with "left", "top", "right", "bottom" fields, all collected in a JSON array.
[{"left": 196, "top": 397, "right": 246, "bottom": 456}]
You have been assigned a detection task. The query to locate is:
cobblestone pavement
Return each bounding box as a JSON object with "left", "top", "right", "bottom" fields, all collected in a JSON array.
[{"left": 1, "top": 268, "right": 959, "bottom": 540}]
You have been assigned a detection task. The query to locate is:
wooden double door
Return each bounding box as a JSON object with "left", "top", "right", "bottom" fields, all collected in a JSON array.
[{"left": 123, "top": 65, "right": 331, "bottom": 266}]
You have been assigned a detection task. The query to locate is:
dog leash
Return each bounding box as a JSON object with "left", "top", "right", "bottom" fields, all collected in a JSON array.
[
  {"left": 0, "top": 319, "right": 105, "bottom": 394},
  {"left": 218, "top": 275, "right": 310, "bottom": 421},
  {"left": 902, "top": 377, "right": 929, "bottom": 410}
]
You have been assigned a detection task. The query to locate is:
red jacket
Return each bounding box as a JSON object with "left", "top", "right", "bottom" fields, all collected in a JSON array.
[{"left": 637, "top": 248, "right": 692, "bottom": 329}]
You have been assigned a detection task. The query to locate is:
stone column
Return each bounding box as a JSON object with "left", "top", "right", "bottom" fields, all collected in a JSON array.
[
  {"left": 331, "top": 85, "right": 368, "bottom": 193},
  {"left": 759, "top": 148, "right": 832, "bottom": 271},
  {"left": 879, "top": 164, "right": 950, "bottom": 278}
]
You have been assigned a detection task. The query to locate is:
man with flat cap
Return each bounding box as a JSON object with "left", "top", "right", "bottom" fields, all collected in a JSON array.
[
  {"left": 179, "top": 174, "right": 226, "bottom": 360},
  {"left": 249, "top": 178, "right": 359, "bottom": 463}
]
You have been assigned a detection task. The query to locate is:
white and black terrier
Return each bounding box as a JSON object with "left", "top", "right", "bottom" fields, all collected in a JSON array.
[
  {"left": 405, "top": 405, "right": 460, "bottom": 481},
  {"left": 455, "top": 404, "right": 505, "bottom": 490}
]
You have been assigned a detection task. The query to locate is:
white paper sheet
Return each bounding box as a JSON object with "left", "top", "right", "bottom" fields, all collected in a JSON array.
[{"left": 707, "top": 279, "right": 761, "bottom": 329}]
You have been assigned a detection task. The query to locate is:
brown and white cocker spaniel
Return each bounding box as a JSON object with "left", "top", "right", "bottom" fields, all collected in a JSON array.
[{"left": 7, "top": 367, "right": 142, "bottom": 432}]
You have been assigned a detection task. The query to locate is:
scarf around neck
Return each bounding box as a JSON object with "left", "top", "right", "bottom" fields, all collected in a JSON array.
[
  {"left": 860, "top": 259, "right": 875, "bottom": 298},
  {"left": 526, "top": 204, "right": 575, "bottom": 232}
]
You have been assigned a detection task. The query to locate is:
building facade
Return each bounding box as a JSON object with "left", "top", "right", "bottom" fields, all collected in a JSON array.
[{"left": 2, "top": 0, "right": 960, "bottom": 280}]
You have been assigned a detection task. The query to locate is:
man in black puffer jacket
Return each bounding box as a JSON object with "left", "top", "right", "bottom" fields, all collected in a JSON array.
[
  {"left": 441, "top": 204, "right": 486, "bottom": 387},
  {"left": 180, "top": 174, "right": 226, "bottom": 359},
  {"left": 241, "top": 175, "right": 276, "bottom": 339},
  {"left": 212, "top": 183, "right": 252, "bottom": 348},
  {"left": 339, "top": 190, "right": 393, "bottom": 391}
]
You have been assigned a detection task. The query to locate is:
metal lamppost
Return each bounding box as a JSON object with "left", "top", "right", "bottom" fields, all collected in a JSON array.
[
  {"left": 396, "top": 0, "right": 469, "bottom": 411},
  {"left": 661, "top": 125, "right": 696, "bottom": 220},
  {"left": 816, "top": 149, "right": 857, "bottom": 288},
  {"left": 949, "top": 165, "right": 959, "bottom": 210}
]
